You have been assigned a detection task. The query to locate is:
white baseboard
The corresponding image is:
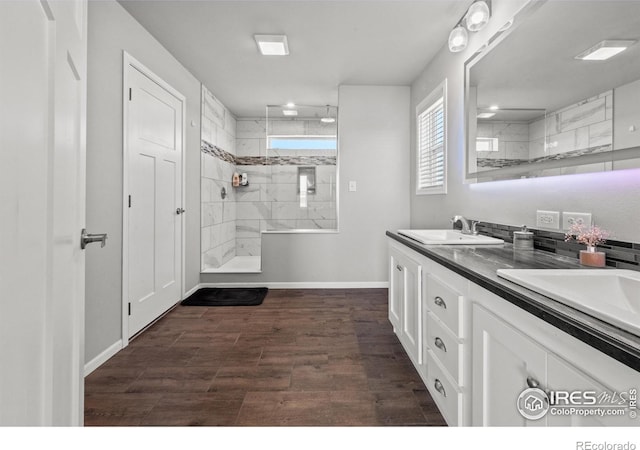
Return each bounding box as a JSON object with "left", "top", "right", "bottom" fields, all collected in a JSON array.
[
  {"left": 197, "top": 281, "right": 389, "bottom": 289},
  {"left": 183, "top": 284, "right": 201, "bottom": 299},
  {"left": 84, "top": 339, "right": 123, "bottom": 377}
]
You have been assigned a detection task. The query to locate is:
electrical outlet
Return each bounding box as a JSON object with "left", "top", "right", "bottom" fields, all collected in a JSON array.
[
  {"left": 562, "top": 212, "right": 592, "bottom": 230},
  {"left": 536, "top": 210, "right": 560, "bottom": 229}
]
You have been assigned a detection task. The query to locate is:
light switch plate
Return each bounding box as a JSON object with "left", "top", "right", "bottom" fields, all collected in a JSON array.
[
  {"left": 562, "top": 212, "right": 592, "bottom": 230},
  {"left": 348, "top": 181, "right": 357, "bottom": 192},
  {"left": 536, "top": 210, "right": 560, "bottom": 229}
]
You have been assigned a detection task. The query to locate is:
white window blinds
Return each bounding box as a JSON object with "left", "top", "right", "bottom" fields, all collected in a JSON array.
[{"left": 416, "top": 81, "right": 446, "bottom": 195}]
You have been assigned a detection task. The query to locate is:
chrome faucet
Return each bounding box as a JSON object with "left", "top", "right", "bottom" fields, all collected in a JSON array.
[{"left": 451, "top": 216, "right": 481, "bottom": 235}]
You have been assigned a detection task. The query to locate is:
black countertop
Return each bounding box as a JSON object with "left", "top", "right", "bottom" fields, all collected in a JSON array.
[{"left": 386, "top": 231, "right": 640, "bottom": 372}]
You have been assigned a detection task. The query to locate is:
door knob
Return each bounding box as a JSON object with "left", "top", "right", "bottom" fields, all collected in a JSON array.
[
  {"left": 80, "top": 228, "right": 107, "bottom": 249},
  {"left": 176, "top": 208, "right": 185, "bottom": 215}
]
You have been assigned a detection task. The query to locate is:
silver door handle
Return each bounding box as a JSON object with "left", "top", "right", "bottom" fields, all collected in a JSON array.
[
  {"left": 176, "top": 208, "right": 185, "bottom": 215},
  {"left": 80, "top": 228, "right": 107, "bottom": 249}
]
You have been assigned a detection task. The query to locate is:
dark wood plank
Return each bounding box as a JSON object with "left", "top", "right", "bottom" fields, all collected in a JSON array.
[{"left": 84, "top": 288, "right": 447, "bottom": 426}]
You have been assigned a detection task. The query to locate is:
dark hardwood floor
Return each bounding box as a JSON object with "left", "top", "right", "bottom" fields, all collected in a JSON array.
[{"left": 84, "top": 288, "right": 446, "bottom": 426}]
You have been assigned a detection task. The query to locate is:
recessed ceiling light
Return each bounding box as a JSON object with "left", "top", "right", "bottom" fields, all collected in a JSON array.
[
  {"left": 285, "top": 102, "right": 296, "bottom": 108},
  {"left": 283, "top": 109, "right": 298, "bottom": 116},
  {"left": 575, "top": 40, "right": 636, "bottom": 61},
  {"left": 254, "top": 35, "right": 289, "bottom": 56},
  {"left": 477, "top": 112, "right": 495, "bottom": 119}
]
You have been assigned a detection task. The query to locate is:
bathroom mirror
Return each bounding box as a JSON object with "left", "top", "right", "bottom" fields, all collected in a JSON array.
[{"left": 465, "top": 0, "right": 640, "bottom": 182}]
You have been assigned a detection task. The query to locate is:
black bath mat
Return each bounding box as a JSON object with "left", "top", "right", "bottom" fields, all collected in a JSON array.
[{"left": 181, "top": 287, "right": 268, "bottom": 307}]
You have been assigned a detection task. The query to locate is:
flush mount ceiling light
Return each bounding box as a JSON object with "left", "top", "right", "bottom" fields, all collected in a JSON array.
[
  {"left": 575, "top": 40, "right": 636, "bottom": 61},
  {"left": 254, "top": 34, "right": 289, "bottom": 56},
  {"left": 282, "top": 109, "right": 298, "bottom": 116},
  {"left": 465, "top": 1, "right": 491, "bottom": 32},
  {"left": 448, "top": 26, "right": 468, "bottom": 53}
]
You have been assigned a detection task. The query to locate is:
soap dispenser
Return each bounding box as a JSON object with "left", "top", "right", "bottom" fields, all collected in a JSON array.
[{"left": 513, "top": 225, "right": 534, "bottom": 251}]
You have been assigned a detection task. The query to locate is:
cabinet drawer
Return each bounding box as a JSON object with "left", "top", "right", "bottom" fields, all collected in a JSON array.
[
  {"left": 426, "top": 349, "right": 463, "bottom": 426},
  {"left": 426, "top": 312, "right": 463, "bottom": 385},
  {"left": 426, "top": 274, "right": 464, "bottom": 337}
]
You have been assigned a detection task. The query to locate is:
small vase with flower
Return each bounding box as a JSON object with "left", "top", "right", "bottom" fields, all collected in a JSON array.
[{"left": 565, "top": 223, "right": 610, "bottom": 268}]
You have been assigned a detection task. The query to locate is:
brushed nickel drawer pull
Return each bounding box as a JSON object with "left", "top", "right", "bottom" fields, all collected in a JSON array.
[
  {"left": 434, "top": 337, "right": 447, "bottom": 352},
  {"left": 434, "top": 379, "right": 447, "bottom": 397},
  {"left": 434, "top": 296, "right": 447, "bottom": 309}
]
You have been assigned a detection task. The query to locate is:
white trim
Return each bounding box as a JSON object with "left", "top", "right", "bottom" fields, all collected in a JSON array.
[
  {"left": 183, "top": 283, "right": 201, "bottom": 299},
  {"left": 122, "top": 51, "right": 187, "bottom": 347},
  {"left": 416, "top": 78, "right": 448, "bottom": 196},
  {"left": 83, "top": 340, "right": 123, "bottom": 377},
  {"left": 197, "top": 281, "right": 389, "bottom": 289}
]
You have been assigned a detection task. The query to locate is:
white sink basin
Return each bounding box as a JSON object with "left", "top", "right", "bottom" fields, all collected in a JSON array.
[
  {"left": 397, "top": 229, "right": 504, "bottom": 245},
  {"left": 497, "top": 269, "right": 640, "bottom": 336}
]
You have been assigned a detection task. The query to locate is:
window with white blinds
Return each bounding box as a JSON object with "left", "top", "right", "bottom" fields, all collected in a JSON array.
[{"left": 416, "top": 81, "right": 447, "bottom": 195}]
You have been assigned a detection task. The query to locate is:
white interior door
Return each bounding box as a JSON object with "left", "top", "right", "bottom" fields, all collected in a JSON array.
[
  {"left": 125, "top": 59, "right": 184, "bottom": 338},
  {"left": 0, "top": 0, "right": 87, "bottom": 425}
]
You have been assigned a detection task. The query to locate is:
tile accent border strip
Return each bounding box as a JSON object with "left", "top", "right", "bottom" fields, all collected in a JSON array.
[
  {"left": 202, "top": 140, "right": 336, "bottom": 166},
  {"left": 476, "top": 222, "right": 640, "bottom": 271}
]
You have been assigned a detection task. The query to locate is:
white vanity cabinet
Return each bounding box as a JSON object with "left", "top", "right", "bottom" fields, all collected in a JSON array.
[
  {"left": 388, "top": 239, "right": 472, "bottom": 426},
  {"left": 388, "top": 236, "right": 639, "bottom": 427},
  {"left": 388, "top": 240, "right": 424, "bottom": 370},
  {"left": 471, "top": 284, "right": 639, "bottom": 427}
]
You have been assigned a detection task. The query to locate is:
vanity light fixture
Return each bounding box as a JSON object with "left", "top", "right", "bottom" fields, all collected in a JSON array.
[
  {"left": 575, "top": 40, "right": 636, "bottom": 61},
  {"left": 286, "top": 102, "right": 296, "bottom": 108},
  {"left": 448, "top": 0, "right": 492, "bottom": 53},
  {"left": 282, "top": 109, "right": 298, "bottom": 116},
  {"left": 448, "top": 26, "right": 468, "bottom": 53},
  {"left": 465, "top": 1, "right": 491, "bottom": 32},
  {"left": 254, "top": 34, "right": 290, "bottom": 56}
]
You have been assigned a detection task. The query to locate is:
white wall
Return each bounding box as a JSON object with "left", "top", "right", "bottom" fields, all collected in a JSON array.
[
  {"left": 201, "top": 85, "right": 411, "bottom": 285},
  {"left": 410, "top": 0, "right": 640, "bottom": 242},
  {"left": 85, "top": 1, "right": 201, "bottom": 363}
]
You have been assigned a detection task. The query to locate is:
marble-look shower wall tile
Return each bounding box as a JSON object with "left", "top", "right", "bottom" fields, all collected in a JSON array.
[
  {"left": 316, "top": 165, "right": 337, "bottom": 184},
  {"left": 263, "top": 219, "right": 296, "bottom": 231},
  {"left": 236, "top": 138, "right": 260, "bottom": 157},
  {"left": 504, "top": 142, "right": 529, "bottom": 160},
  {"left": 268, "top": 120, "right": 305, "bottom": 136},
  {"left": 238, "top": 166, "right": 272, "bottom": 184},
  {"left": 271, "top": 166, "right": 298, "bottom": 184},
  {"left": 589, "top": 120, "right": 613, "bottom": 148},
  {"left": 236, "top": 238, "right": 261, "bottom": 257},
  {"left": 236, "top": 220, "right": 261, "bottom": 238},
  {"left": 201, "top": 202, "right": 223, "bottom": 227},
  {"left": 272, "top": 202, "right": 308, "bottom": 220},
  {"left": 557, "top": 97, "right": 606, "bottom": 133},
  {"left": 307, "top": 202, "right": 336, "bottom": 220},
  {"left": 222, "top": 201, "right": 236, "bottom": 223},
  {"left": 493, "top": 123, "right": 528, "bottom": 142},
  {"left": 235, "top": 184, "right": 262, "bottom": 202},
  {"left": 236, "top": 201, "right": 272, "bottom": 220},
  {"left": 221, "top": 240, "right": 236, "bottom": 266},
  {"left": 236, "top": 119, "right": 266, "bottom": 139},
  {"left": 261, "top": 183, "right": 297, "bottom": 202},
  {"left": 202, "top": 247, "right": 222, "bottom": 269}
]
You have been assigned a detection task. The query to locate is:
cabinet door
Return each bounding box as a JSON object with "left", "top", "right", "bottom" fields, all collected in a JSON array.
[
  {"left": 400, "top": 253, "right": 422, "bottom": 366},
  {"left": 472, "top": 304, "right": 547, "bottom": 426},
  {"left": 388, "top": 250, "right": 403, "bottom": 331},
  {"left": 388, "top": 247, "right": 423, "bottom": 367},
  {"left": 547, "top": 355, "right": 634, "bottom": 426}
]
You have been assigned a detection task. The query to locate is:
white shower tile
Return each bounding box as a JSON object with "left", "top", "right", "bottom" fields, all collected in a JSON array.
[
  {"left": 272, "top": 202, "right": 308, "bottom": 220},
  {"left": 236, "top": 119, "right": 266, "bottom": 139},
  {"left": 236, "top": 138, "right": 261, "bottom": 157},
  {"left": 236, "top": 238, "right": 261, "bottom": 257},
  {"left": 307, "top": 202, "right": 336, "bottom": 220},
  {"left": 236, "top": 220, "right": 261, "bottom": 238},
  {"left": 237, "top": 202, "right": 272, "bottom": 220},
  {"left": 235, "top": 184, "right": 262, "bottom": 202}
]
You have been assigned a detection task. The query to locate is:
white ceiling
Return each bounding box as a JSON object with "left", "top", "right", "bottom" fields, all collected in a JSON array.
[{"left": 118, "top": 0, "right": 470, "bottom": 117}]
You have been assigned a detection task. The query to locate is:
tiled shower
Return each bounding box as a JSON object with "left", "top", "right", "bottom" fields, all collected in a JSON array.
[{"left": 201, "top": 86, "right": 338, "bottom": 272}]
